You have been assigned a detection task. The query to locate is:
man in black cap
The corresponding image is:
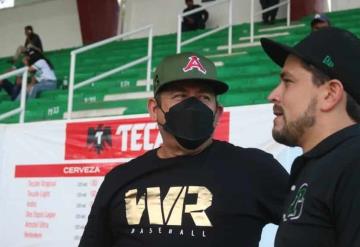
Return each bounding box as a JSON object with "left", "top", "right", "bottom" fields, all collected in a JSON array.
[
  {"left": 78, "top": 52, "right": 289, "bottom": 247},
  {"left": 261, "top": 27, "right": 360, "bottom": 246}
]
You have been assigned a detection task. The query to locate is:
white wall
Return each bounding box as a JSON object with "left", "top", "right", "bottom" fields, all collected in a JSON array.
[
  {"left": 122, "top": 0, "right": 360, "bottom": 38},
  {"left": 0, "top": 0, "right": 82, "bottom": 58},
  {"left": 123, "top": 0, "right": 287, "bottom": 37},
  {"left": 332, "top": 0, "right": 360, "bottom": 11},
  {"left": 0, "top": 0, "right": 358, "bottom": 58}
]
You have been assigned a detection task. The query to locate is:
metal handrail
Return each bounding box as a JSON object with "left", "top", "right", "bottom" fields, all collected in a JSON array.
[
  {"left": 177, "top": 0, "right": 233, "bottom": 54},
  {"left": 327, "top": 0, "right": 332, "bottom": 12},
  {"left": 0, "top": 67, "right": 28, "bottom": 123},
  {"left": 67, "top": 25, "right": 153, "bottom": 120},
  {"left": 250, "top": 0, "right": 291, "bottom": 43}
]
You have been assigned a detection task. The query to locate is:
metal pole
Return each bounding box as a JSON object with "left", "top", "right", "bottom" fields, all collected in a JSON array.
[
  {"left": 228, "top": 0, "right": 233, "bottom": 54},
  {"left": 67, "top": 52, "right": 76, "bottom": 120},
  {"left": 19, "top": 69, "right": 28, "bottom": 123},
  {"left": 250, "top": 0, "right": 255, "bottom": 43},
  {"left": 146, "top": 27, "right": 153, "bottom": 92},
  {"left": 73, "top": 25, "right": 152, "bottom": 55},
  {"left": 177, "top": 15, "right": 182, "bottom": 54},
  {"left": 327, "top": 0, "right": 332, "bottom": 12},
  {"left": 287, "top": 0, "right": 291, "bottom": 27}
]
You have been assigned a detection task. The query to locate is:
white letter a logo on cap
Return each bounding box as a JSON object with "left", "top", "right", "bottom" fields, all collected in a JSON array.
[{"left": 183, "top": 56, "right": 207, "bottom": 74}]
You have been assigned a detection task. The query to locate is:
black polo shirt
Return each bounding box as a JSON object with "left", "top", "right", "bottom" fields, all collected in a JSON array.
[{"left": 275, "top": 124, "right": 360, "bottom": 247}]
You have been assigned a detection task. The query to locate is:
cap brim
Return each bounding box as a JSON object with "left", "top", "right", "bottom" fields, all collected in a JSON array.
[
  {"left": 260, "top": 38, "right": 304, "bottom": 67},
  {"left": 155, "top": 78, "right": 229, "bottom": 95},
  {"left": 204, "top": 78, "right": 229, "bottom": 95}
]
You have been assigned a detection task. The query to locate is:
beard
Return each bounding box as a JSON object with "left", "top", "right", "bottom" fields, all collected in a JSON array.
[{"left": 272, "top": 97, "right": 317, "bottom": 147}]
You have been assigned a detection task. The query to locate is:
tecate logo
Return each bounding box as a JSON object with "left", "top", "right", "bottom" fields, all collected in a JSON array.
[{"left": 65, "top": 114, "right": 229, "bottom": 160}]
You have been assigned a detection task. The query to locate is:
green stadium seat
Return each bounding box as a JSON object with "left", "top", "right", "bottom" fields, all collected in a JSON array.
[{"left": 0, "top": 8, "right": 359, "bottom": 123}]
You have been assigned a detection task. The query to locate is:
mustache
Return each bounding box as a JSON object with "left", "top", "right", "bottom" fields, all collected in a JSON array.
[{"left": 273, "top": 105, "right": 284, "bottom": 115}]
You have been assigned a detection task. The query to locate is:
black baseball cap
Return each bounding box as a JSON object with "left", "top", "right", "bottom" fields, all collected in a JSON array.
[
  {"left": 153, "top": 52, "right": 228, "bottom": 96},
  {"left": 311, "top": 13, "right": 330, "bottom": 27},
  {"left": 260, "top": 27, "right": 360, "bottom": 103}
]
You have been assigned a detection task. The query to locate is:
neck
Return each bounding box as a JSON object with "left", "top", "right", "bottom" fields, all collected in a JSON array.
[
  {"left": 300, "top": 114, "right": 356, "bottom": 153},
  {"left": 157, "top": 138, "right": 213, "bottom": 159}
]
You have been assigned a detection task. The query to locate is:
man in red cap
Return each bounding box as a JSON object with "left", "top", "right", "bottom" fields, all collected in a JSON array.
[{"left": 78, "top": 52, "right": 289, "bottom": 247}]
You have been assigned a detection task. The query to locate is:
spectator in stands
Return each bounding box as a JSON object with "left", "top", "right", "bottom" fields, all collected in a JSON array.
[
  {"left": 0, "top": 55, "right": 25, "bottom": 101},
  {"left": 182, "top": 0, "right": 209, "bottom": 32},
  {"left": 13, "top": 25, "right": 43, "bottom": 62},
  {"left": 78, "top": 52, "right": 289, "bottom": 247},
  {"left": 23, "top": 48, "right": 57, "bottom": 99},
  {"left": 24, "top": 25, "right": 43, "bottom": 53},
  {"left": 260, "top": 0, "right": 280, "bottom": 25},
  {"left": 311, "top": 13, "right": 330, "bottom": 31}
]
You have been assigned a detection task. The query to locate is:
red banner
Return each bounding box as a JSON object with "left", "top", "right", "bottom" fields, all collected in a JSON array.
[
  {"left": 65, "top": 113, "right": 230, "bottom": 160},
  {"left": 15, "top": 163, "right": 120, "bottom": 178}
]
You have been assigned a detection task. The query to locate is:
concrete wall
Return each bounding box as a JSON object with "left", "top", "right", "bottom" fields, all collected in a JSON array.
[
  {"left": 122, "top": 0, "right": 360, "bottom": 38},
  {"left": 0, "top": 0, "right": 82, "bottom": 57},
  {"left": 122, "top": 0, "right": 287, "bottom": 37},
  {"left": 332, "top": 0, "right": 360, "bottom": 11},
  {"left": 0, "top": 0, "right": 359, "bottom": 58}
]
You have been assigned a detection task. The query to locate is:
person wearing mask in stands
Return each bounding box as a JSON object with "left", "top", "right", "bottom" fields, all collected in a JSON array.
[
  {"left": 182, "top": 0, "right": 209, "bottom": 32},
  {"left": 23, "top": 48, "right": 57, "bottom": 99}
]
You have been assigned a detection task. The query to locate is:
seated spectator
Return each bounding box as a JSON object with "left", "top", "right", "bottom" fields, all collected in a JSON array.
[
  {"left": 13, "top": 25, "right": 43, "bottom": 62},
  {"left": 23, "top": 48, "right": 57, "bottom": 99},
  {"left": 260, "top": 0, "right": 280, "bottom": 25},
  {"left": 311, "top": 13, "right": 331, "bottom": 31},
  {"left": 0, "top": 79, "right": 22, "bottom": 101},
  {"left": 0, "top": 55, "right": 25, "bottom": 101},
  {"left": 182, "top": 0, "right": 209, "bottom": 32}
]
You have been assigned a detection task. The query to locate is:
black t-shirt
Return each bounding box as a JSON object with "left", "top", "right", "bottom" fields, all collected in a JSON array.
[
  {"left": 183, "top": 4, "right": 209, "bottom": 29},
  {"left": 275, "top": 124, "right": 360, "bottom": 247},
  {"left": 25, "top": 33, "right": 43, "bottom": 53},
  {"left": 79, "top": 140, "right": 289, "bottom": 247}
]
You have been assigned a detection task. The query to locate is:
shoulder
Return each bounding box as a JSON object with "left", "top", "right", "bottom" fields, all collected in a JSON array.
[
  {"left": 33, "top": 33, "right": 41, "bottom": 39},
  {"left": 33, "top": 59, "right": 46, "bottom": 67},
  {"left": 212, "top": 140, "right": 275, "bottom": 161},
  {"left": 212, "top": 140, "right": 286, "bottom": 173},
  {"left": 337, "top": 134, "right": 360, "bottom": 172},
  {"left": 104, "top": 149, "right": 157, "bottom": 181},
  {"left": 325, "top": 133, "right": 360, "bottom": 172}
]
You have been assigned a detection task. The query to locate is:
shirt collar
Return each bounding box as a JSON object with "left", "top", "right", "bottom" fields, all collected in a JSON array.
[
  {"left": 303, "top": 124, "right": 360, "bottom": 159},
  {"left": 289, "top": 124, "right": 360, "bottom": 183}
]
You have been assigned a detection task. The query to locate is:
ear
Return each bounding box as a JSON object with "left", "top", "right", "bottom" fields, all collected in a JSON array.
[
  {"left": 148, "top": 98, "right": 158, "bottom": 121},
  {"left": 213, "top": 105, "right": 224, "bottom": 127},
  {"left": 320, "top": 79, "right": 345, "bottom": 112}
]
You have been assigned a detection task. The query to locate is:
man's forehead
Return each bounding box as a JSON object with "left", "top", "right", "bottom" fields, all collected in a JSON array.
[{"left": 161, "top": 80, "right": 215, "bottom": 93}]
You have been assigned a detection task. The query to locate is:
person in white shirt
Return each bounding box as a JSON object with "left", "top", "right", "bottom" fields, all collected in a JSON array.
[{"left": 23, "top": 48, "right": 57, "bottom": 99}]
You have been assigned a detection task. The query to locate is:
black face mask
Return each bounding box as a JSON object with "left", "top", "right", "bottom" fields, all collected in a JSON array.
[{"left": 159, "top": 97, "right": 215, "bottom": 150}]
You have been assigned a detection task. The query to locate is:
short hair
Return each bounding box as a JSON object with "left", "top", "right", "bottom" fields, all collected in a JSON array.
[
  {"left": 24, "top": 25, "right": 33, "bottom": 31},
  {"left": 302, "top": 62, "right": 360, "bottom": 123}
]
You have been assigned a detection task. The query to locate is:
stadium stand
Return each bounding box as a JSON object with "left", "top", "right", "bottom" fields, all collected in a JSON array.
[{"left": 0, "top": 7, "right": 359, "bottom": 123}]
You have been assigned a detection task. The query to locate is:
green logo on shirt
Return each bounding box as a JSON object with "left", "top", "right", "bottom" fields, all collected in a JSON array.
[
  {"left": 285, "top": 183, "right": 308, "bottom": 221},
  {"left": 322, "top": 55, "right": 334, "bottom": 68}
]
